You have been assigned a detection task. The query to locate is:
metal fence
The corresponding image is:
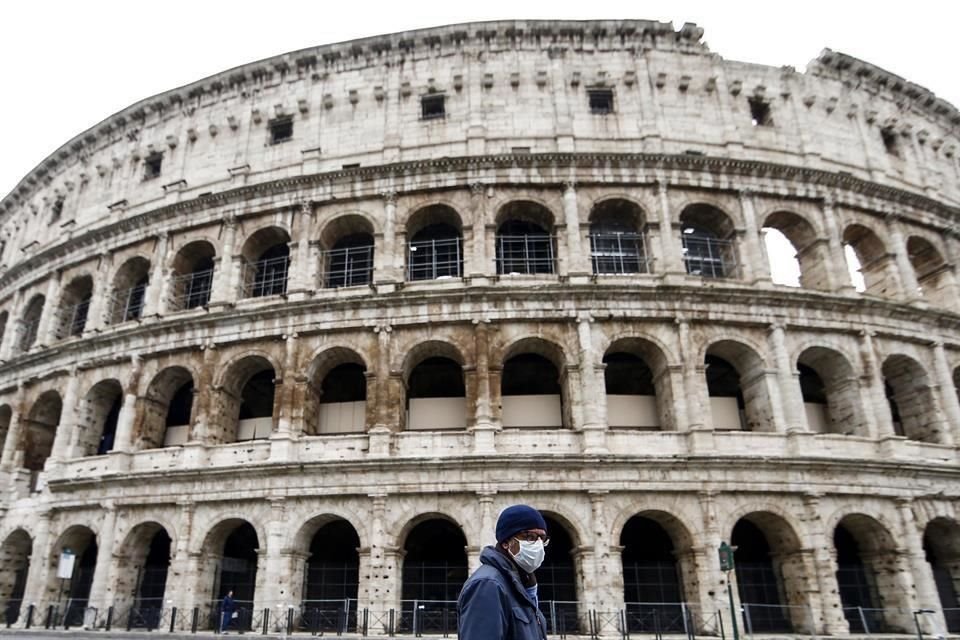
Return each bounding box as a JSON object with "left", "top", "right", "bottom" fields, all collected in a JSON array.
[
  {"left": 240, "top": 255, "right": 290, "bottom": 298},
  {"left": 323, "top": 245, "right": 374, "bottom": 288},
  {"left": 681, "top": 235, "right": 738, "bottom": 278},
  {"left": 495, "top": 234, "right": 557, "bottom": 275},
  {"left": 169, "top": 268, "right": 214, "bottom": 310},
  {"left": 53, "top": 299, "right": 90, "bottom": 339},
  {"left": 107, "top": 282, "right": 147, "bottom": 323},
  {"left": 407, "top": 237, "right": 462, "bottom": 281},
  {"left": 589, "top": 232, "right": 652, "bottom": 275}
]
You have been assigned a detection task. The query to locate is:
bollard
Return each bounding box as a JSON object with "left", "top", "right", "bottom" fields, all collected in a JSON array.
[
  {"left": 388, "top": 608, "right": 395, "bottom": 636},
  {"left": 25, "top": 604, "right": 35, "bottom": 629},
  {"left": 718, "top": 609, "right": 726, "bottom": 640},
  {"left": 338, "top": 605, "right": 346, "bottom": 636},
  {"left": 443, "top": 606, "right": 449, "bottom": 638},
  {"left": 362, "top": 607, "right": 369, "bottom": 637},
  {"left": 261, "top": 607, "right": 269, "bottom": 635},
  {"left": 127, "top": 606, "right": 134, "bottom": 631},
  {"left": 190, "top": 607, "right": 198, "bottom": 634},
  {"left": 310, "top": 607, "right": 320, "bottom": 636},
  {"left": 170, "top": 606, "right": 177, "bottom": 633},
  {"left": 105, "top": 605, "right": 113, "bottom": 631},
  {"left": 44, "top": 604, "right": 53, "bottom": 629},
  {"left": 286, "top": 607, "right": 294, "bottom": 635}
]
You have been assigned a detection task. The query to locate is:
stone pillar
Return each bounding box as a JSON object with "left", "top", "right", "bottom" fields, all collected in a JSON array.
[
  {"left": 886, "top": 213, "right": 922, "bottom": 302},
  {"left": 261, "top": 498, "right": 294, "bottom": 607},
  {"left": 209, "top": 215, "right": 238, "bottom": 307},
  {"left": 469, "top": 492, "right": 496, "bottom": 573},
  {"left": 143, "top": 232, "right": 169, "bottom": 317},
  {"left": 695, "top": 491, "right": 727, "bottom": 625},
  {"left": 562, "top": 182, "right": 589, "bottom": 276},
  {"left": 374, "top": 191, "right": 400, "bottom": 286},
  {"left": 467, "top": 183, "right": 490, "bottom": 280},
  {"left": 896, "top": 498, "right": 949, "bottom": 634},
  {"left": 46, "top": 369, "right": 80, "bottom": 463},
  {"left": 17, "top": 510, "right": 51, "bottom": 621},
  {"left": 37, "top": 273, "right": 62, "bottom": 347},
  {"left": 656, "top": 182, "right": 685, "bottom": 276},
  {"left": 738, "top": 191, "right": 767, "bottom": 284},
  {"left": 931, "top": 341, "right": 960, "bottom": 446},
  {"left": 368, "top": 325, "right": 394, "bottom": 457},
  {"left": 275, "top": 334, "right": 298, "bottom": 437},
  {"left": 111, "top": 354, "right": 142, "bottom": 454},
  {"left": 819, "top": 196, "right": 853, "bottom": 292},
  {"left": 677, "top": 319, "right": 705, "bottom": 431},
  {"left": 287, "top": 201, "right": 315, "bottom": 298},
  {"left": 470, "top": 320, "right": 498, "bottom": 454},
  {"left": 164, "top": 501, "right": 196, "bottom": 610},
  {"left": 769, "top": 324, "right": 805, "bottom": 432},
  {"left": 0, "top": 384, "right": 25, "bottom": 471},
  {"left": 191, "top": 343, "right": 219, "bottom": 444},
  {"left": 87, "top": 504, "right": 118, "bottom": 612},
  {"left": 84, "top": 253, "right": 112, "bottom": 333},
  {"left": 589, "top": 491, "right": 619, "bottom": 611},
  {"left": 801, "top": 493, "right": 849, "bottom": 634},
  {"left": 577, "top": 313, "right": 607, "bottom": 453},
  {"left": 859, "top": 331, "right": 889, "bottom": 438},
  {"left": 359, "top": 494, "right": 394, "bottom": 618}
]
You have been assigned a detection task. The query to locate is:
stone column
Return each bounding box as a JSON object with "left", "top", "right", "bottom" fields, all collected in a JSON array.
[
  {"left": 275, "top": 334, "right": 298, "bottom": 437},
  {"left": 37, "top": 273, "right": 62, "bottom": 347},
  {"left": 0, "top": 384, "right": 25, "bottom": 470},
  {"left": 470, "top": 319, "right": 498, "bottom": 454},
  {"left": 656, "top": 182, "right": 685, "bottom": 276},
  {"left": 17, "top": 510, "right": 51, "bottom": 622},
  {"left": 886, "top": 213, "right": 922, "bottom": 302},
  {"left": 87, "top": 504, "right": 118, "bottom": 612},
  {"left": 469, "top": 492, "right": 496, "bottom": 573},
  {"left": 896, "top": 498, "right": 948, "bottom": 634},
  {"left": 209, "top": 215, "right": 238, "bottom": 307},
  {"left": 359, "top": 494, "right": 392, "bottom": 618},
  {"left": 858, "top": 331, "right": 889, "bottom": 438},
  {"left": 802, "top": 494, "right": 849, "bottom": 634},
  {"left": 819, "top": 196, "right": 852, "bottom": 293},
  {"left": 260, "top": 498, "right": 294, "bottom": 607},
  {"left": 695, "top": 491, "right": 728, "bottom": 625},
  {"left": 143, "top": 231, "right": 169, "bottom": 317},
  {"left": 738, "top": 191, "right": 767, "bottom": 284},
  {"left": 577, "top": 313, "right": 608, "bottom": 453},
  {"left": 84, "top": 253, "right": 112, "bottom": 333},
  {"left": 368, "top": 325, "right": 394, "bottom": 457},
  {"left": 769, "top": 324, "right": 805, "bottom": 432},
  {"left": 50, "top": 368, "right": 80, "bottom": 462},
  {"left": 589, "top": 491, "right": 619, "bottom": 611},
  {"left": 111, "top": 354, "right": 142, "bottom": 454},
  {"left": 374, "top": 191, "right": 400, "bottom": 287},
  {"left": 562, "top": 182, "right": 589, "bottom": 276},
  {"left": 164, "top": 501, "right": 196, "bottom": 610},
  {"left": 931, "top": 341, "right": 960, "bottom": 446},
  {"left": 287, "top": 201, "right": 315, "bottom": 298},
  {"left": 467, "top": 183, "right": 490, "bottom": 280},
  {"left": 677, "top": 319, "right": 705, "bottom": 431}
]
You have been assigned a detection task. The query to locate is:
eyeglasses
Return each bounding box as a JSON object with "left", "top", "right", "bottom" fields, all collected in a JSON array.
[{"left": 515, "top": 532, "right": 550, "bottom": 546}]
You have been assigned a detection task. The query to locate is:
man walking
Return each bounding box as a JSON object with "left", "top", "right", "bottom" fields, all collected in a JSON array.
[{"left": 458, "top": 504, "right": 549, "bottom": 640}]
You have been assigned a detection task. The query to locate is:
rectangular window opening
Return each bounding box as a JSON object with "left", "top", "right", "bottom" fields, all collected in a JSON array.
[
  {"left": 588, "top": 89, "right": 615, "bottom": 115},
  {"left": 421, "top": 94, "right": 446, "bottom": 120},
  {"left": 269, "top": 117, "right": 294, "bottom": 144},
  {"left": 881, "top": 127, "right": 900, "bottom": 157},
  {"left": 143, "top": 153, "right": 163, "bottom": 180},
  {"left": 748, "top": 97, "right": 773, "bottom": 127},
  {"left": 51, "top": 198, "right": 64, "bottom": 223}
]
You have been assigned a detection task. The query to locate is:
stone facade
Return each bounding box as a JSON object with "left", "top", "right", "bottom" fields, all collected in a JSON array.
[{"left": 0, "top": 19, "right": 959, "bottom": 636}]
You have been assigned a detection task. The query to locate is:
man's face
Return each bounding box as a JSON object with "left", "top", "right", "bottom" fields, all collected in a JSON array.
[{"left": 502, "top": 528, "right": 548, "bottom": 555}]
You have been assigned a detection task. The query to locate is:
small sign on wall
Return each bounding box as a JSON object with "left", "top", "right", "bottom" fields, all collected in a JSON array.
[{"left": 57, "top": 549, "right": 75, "bottom": 580}]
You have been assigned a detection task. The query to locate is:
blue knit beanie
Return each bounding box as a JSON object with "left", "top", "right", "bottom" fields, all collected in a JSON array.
[{"left": 496, "top": 505, "right": 547, "bottom": 543}]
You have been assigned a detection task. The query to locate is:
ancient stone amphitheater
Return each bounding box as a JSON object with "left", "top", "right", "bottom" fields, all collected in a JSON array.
[{"left": 0, "top": 18, "right": 959, "bottom": 637}]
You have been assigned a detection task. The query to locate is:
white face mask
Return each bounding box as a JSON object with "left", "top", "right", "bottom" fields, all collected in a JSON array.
[{"left": 511, "top": 538, "right": 546, "bottom": 573}]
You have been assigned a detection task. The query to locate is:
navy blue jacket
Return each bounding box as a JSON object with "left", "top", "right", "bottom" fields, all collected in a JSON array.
[{"left": 458, "top": 546, "right": 548, "bottom": 640}]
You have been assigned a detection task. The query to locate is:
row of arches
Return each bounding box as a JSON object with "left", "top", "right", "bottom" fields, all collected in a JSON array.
[
  {"left": 2, "top": 508, "right": 958, "bottom": 633},
  {"left": 2, "top": 195, "right": 955, "bottom": 355},
  {"left": 3, "top": 336, "right": 959, "bottom": 471}
]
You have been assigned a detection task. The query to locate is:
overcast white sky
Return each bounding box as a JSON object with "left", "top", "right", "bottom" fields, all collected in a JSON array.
[{"left": 1, "top": 0, "right": 958, "bottom": 199}]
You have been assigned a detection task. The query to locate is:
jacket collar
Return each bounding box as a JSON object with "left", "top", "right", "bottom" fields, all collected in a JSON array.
[{"left": 480, "top": 545, "right": 538, "bottom": 609}]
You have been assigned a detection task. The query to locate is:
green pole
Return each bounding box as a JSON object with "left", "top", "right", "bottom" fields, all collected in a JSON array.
[{"left": 726, "top": 573, "right": 740, "bottom": 640}]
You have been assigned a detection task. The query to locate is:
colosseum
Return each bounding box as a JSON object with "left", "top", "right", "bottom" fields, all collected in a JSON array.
[{"left": 0, "top": 18, "right": 959, "bottom": 637}]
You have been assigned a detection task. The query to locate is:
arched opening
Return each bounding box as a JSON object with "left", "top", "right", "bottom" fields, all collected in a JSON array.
[
  {"left": 732, "top": 515, "right": 809, "bottom": 633},
  {"left": 797, "top": 348, "right": 864, "bottom": 436},
  {"left": 49, "top": 526, "right": 98, "bottom": 627},
  {"left": 907, "top": 236, "right": 952, "bottom": 307},
  {"left": 171, "top": 241, "right": 216, "bottom": 310},
  {"left": 219, "top": 357, "right": 276, "bottom": 443},
  {"left": 138, "top": 367, "right": 194, "bottom": 449},
  {"left": 495, "top": 201, "right": 556, "bottom": 275},
  {"left": 705, "top": 355, "right": 746, "bottom": 430},
  {"left": 620, "top": 514, "right": 688, "bottom": 633},
  {"left": 679, "top": 204, "right": 738, "bottom": 278},
  {"left": 589, "top": 199, "right": 649, "bottom": 274},
  {"left": 0, "top": 311, "right": 8, "bottom": 350},
  {"left": 604, "top": 353, "right": 659, "bottom": 429},
  {"left": 17, "top": 294, "right": 45, "bottom": 352},
  {"left": 0, "top": 405, "right": 11, "bottom": 463},
  {"left": 406, "top": 357, "right": 466, "bottom": 431},
  {"left": 109, "top": 257, "right": 150, "bottom": 323},
  {"left": 882, "top": 355, "right": 942, "bottom": 443},
  {"left": 23, "top": 391, "right": 62, "bottom": 483},
  {"left": 539, "top": 515, "right": 579, "bottom": 634},
  {"left": 321, "top": 216, "right": 375, "bottom": 288},
  {"left": 501, "top": 350, "right": 564, "bottom": 429},
  {"left": 240, "top": 227, "right": 291, "bottom": 298},
  {"left": 400, "top": 518, "right": 467, "bottom": 633},
  {"left": 924, "top": 518, "right": 960, "bottom": 632},
  {"left": 301, "top": 519, "right": 360, "bottom": 632},
  {"left": 206, "top": 520, "right": 259, "bottom": 631},
  {"left": 762, "top": 211, "right": 823, "bottom": 289},
  {"left": 79, "top": 379, "right": 123, "bottom": 456},
  {"left": 843, "top": 225, "right": 896, "bottom": 297},
  {"left": 406, "top": 205, "right": 463, "bottom": 281},
  {"left": 835, "top": 515, "right": 907, "bottom": 633},
  {"left": 56, "top": 275, "right": 94, "bottom": 339},
  {"left": 313, "top": 355, "right": 368, "bottom": 435},
  {"left": 0, "top": 529, "right": 31, "bottom": 626},
  {"left": 114, "top": 524, "right": 172, "bottom": 630}
]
